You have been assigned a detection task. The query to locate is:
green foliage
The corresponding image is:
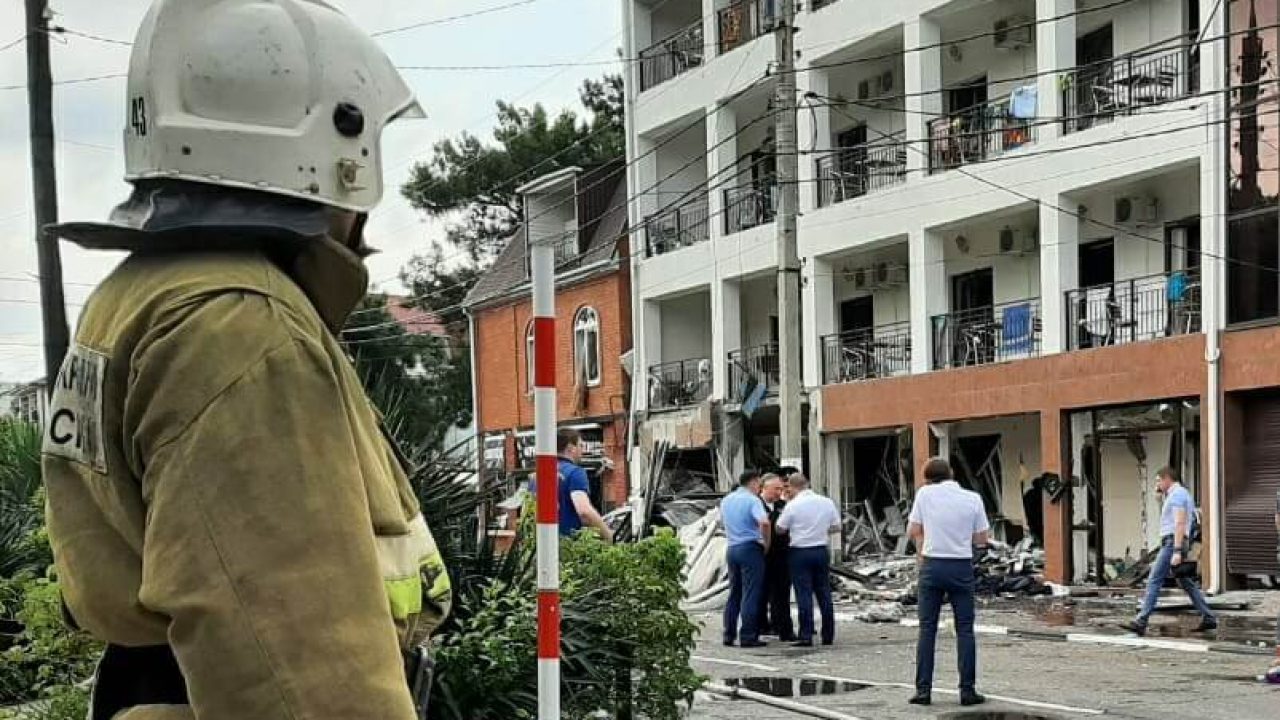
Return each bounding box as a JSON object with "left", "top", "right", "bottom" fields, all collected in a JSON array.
[
  {"left": 0, "top": 576, "right": 101, "bottom": 705},
  {"left": 343, "top": 295, "right": 473, "bottom": 455},
  {"left": 0, "top": 421, "right": 49, "bottom": 578},
  {"left": 0, "top": 684, "right": 90, "bottom": 720},
  {"left": 424, "top": 522, "right": 704, "bottom": 720},
  {"left": 401, "top": 74, "right": 623, "bottom": 263}
]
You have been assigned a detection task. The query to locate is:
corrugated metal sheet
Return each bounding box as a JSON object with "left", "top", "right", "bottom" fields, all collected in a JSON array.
[{"left": 1227, "top": 394, "right": 1280, "bottom": 576}]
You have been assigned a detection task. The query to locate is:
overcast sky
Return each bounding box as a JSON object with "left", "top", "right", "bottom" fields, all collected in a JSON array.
[{"left": 0, "top": 0, "right": 622, "bottom": 382}]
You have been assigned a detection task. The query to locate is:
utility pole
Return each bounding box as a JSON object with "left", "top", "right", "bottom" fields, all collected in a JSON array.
[
  {"left": 774, "top": 0, "right": 803, "bottom": 471},
  {"left": 25, "top": 0, "right": 69, "bottom": 387}
]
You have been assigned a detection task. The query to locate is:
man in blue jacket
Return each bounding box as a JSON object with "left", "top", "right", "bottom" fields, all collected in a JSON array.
[{"left": 530, "top": 429, "right": 612, "bottom": 541}]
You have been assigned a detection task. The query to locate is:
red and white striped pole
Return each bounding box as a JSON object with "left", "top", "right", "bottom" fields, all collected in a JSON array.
[{"left": 531, "top": 237, "right": 560, "bottom": 719}]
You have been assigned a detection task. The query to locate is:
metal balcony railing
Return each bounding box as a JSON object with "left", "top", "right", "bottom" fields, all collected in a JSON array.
[
  {"left": 1062, "top": 41, "right": 1195, "bottom": 134},
  {"left": 644, "top": 194, "right": 710, "bottom": 257},
  {"left": 639, "top": 21, "right": 705, "bottom": 91},
  {"left": 815, "top": 136, "right": 909, "bottom": 208},
  {"left": 931, "top": 299, "right": 1043, "bottom": 370},
  {"left": 718, "top": 0, "right": 770, "bottom": 54},
  {"left": 648, "top": 358, "right": 713, "bottom": 411},
  {"left": 1066, "top": 269, "right": 1202, "bottom": 350},
  {"left": 524, "top": 230, "right": 582, "bottom": 276},
  {"left": 928, "top": 94, "right": 1037, "bottom": 173},
  {"left": 821, "top": 323, "right": 911, "bottom": 385},
  {"left": 728, "top": 343, "right": 779, "bottom": 401},
  {"left": 723, "top": 184, "right": 777, "bottom": 235}
]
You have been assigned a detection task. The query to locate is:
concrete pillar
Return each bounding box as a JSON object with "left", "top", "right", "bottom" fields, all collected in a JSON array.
[
  {"left": 909, "top": 227, "right": 946, "bottom": 373},
  {"left": 912, "top": 420, "right": 932, "bottom": 489},
  {"left": 1035, "top": 0, "right": 1076, "bottom": 145},
  {"left": 633, "top": 134, "right": 660, "bottom": 237},
  {"left": 798, "top": 67, "right": 832, "bottom": 212},
  {"left": 642, "top": 300, "right": 663, "bottom": 402},
  {"left": 1040, "top": 409, "right": 1072, "bottom": 585},
  {"left": 702, "top": 0, "right": 719, "bottom": 62},
  {"left": 1069, "top": 410, "right": 1092, "bottom": 584},
  {"left": 804, "top": 254, "right": 835, "bottom": 387},
  {"left": 1038, "top": 195, "right": 1079, "bottom": 355},
  {"left": 712, "top": 278, "right": 742, "bottom": 400},
  {"left": 904, "top": 17, "right": 942, "bottom": 176},
  {"left": 706, "top": 103, "right": 738, "bottom": 243}
]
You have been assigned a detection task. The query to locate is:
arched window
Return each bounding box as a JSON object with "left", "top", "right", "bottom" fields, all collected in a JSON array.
[
  {"left": 573, "top": 307, "right": 602, "bottom": 387},
  {"left": 525, "top": 321, "right": 536, "bottom": 394}
]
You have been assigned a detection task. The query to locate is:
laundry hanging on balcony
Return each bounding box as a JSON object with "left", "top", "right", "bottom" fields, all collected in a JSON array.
[{"left": 1009, "top": 84, "right": 1038, "bottom": 119}]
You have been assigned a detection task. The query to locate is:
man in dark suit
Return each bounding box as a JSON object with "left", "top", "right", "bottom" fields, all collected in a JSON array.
[{"left": 757, "top": 473, "right": 795, "bottom": 641}]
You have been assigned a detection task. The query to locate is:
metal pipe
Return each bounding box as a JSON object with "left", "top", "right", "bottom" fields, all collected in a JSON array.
[{"left": 703, "top": 683, "right": 868, "bottom": 720}]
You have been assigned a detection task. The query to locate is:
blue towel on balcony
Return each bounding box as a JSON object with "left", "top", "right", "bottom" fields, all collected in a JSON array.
[
  {"left": 1009, "top": 84, "right": 1038, "bottom": 119},
  {"left": 1002, "top": 304, "right": 1034, "bottom": 355},
  {"left": 1167, "top": 271, "right": 1188, "bottom": 301}
]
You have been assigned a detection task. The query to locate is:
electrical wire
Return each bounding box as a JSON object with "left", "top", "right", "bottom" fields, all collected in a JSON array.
[{"left": 369, "top": 0, "right": 540, "bottom": 38}]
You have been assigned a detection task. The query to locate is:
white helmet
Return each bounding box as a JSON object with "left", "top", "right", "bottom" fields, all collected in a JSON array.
[{"left": 123, "top": 0, "right": 424, "bottom": 213}]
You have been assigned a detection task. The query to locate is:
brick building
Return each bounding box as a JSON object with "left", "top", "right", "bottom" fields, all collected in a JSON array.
[{"left": 464, "top": 164, "right": 633, "bottom": 511}]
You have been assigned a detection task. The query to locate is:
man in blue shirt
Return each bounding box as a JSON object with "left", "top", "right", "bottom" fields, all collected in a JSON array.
[
  {"left": 720, "top": 470, "right": 772, "bottom": 648},
  {"left": 1123, "top": 466, "right": 1216, "bottom": 636},
  {"left": 529, "top": 429, "right": 612, "bottom": 541}
]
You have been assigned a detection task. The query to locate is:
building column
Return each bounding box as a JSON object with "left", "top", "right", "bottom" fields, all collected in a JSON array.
[
  {"left": 633, "top": 135, "right": 660, "bottom": 243},
  {"left": 641, "top": 300, "right": 663, "bottom": 408},
  {"left": 912, "top": 420, "right": 932, "bottom": 488},
  {"left": 712, "top": 278, "right": 742, "bottom": 400},
  {"left": 909, "top": 227, "right": 946, "bottom": 373},
  {"left": 701, "top": 0, "right": 719, "bottom": 63},
  {"left": 1038, "top": 194, "right": 1079, "bottom": 355},
  {"left": 1040, "top": 409, "right": 1072, "bottom": 585},
  {"left": 904, "top": 17, "right": 942, "bottom": 176},
  {"left": 804, "top": 254, "right": 835, "bottom": 387},
  {"left": 798, "top": 67, "right": 832, "bottom": 212},
  {"left": 1035, "top": 0, "right": 1076, "bottom": 145},
  {"left": 1199, "top": 0, "right": 1229, "bottom": 592},
  {"left": 706, "top": 103, "right": 738, "bottom": 243}
]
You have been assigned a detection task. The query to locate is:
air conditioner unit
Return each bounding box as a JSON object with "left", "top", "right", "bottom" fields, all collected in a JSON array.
[
  {"left": 1115, "top": 195, "right": 1159, "bottom": 224},
  {"left": 994, "top": 15, "right": 1033, "bottom": 50},
  {"left": 998, "top": 225, "right": 1039, "bottom": 254}
]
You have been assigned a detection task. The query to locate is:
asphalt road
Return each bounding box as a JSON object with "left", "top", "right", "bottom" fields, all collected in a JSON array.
[{"left": 686, "top": 612, "right": 1277, "bottom": 720}]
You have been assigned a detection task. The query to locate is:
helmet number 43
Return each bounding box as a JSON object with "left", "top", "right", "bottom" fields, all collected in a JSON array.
[{"left": 130, "top": 97, "right": 148, "bottom": 137}]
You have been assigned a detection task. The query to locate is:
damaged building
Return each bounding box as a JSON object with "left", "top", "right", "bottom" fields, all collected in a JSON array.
[{"left": 622, "top": 0, "right": 1280, "bottom": 591}]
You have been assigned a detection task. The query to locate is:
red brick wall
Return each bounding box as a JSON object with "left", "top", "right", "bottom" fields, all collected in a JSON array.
[{"left": 472, "top": 266, "right": 633, "bottom": 507}]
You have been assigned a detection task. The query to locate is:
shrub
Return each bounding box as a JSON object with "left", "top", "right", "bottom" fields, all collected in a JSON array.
[{"left": 0, "top": 577, "right": 101, "bottom": 705}]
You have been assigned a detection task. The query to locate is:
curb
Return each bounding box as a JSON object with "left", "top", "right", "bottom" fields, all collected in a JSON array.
[{"left": 887, "top": 618, "right": 1274, "bottom": 656}]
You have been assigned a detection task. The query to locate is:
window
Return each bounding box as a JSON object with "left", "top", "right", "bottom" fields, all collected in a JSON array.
[
  {"left": 525, "top": 322, "right": 536, "bottom": 394},
  {"left": 574, "top": 307, "right": 602, "bottom": 387}
]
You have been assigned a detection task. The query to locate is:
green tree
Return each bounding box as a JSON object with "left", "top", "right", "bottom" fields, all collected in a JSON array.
[
  {"left": 342, "top": 296, "right": 472, "bottom": 453},
  {"left": 401, "top": 73, "right": 624, "bottom": 264}
]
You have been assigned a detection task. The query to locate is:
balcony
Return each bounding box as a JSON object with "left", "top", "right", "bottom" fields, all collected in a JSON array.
[
  {"left": 821, "top": 323, "right": 911, "bottom": 385},
  {"left": 1066, "top": 269, "right": 1201, "bottom": 350},
  {"left": 645, "top": 194, "right": 710, "bottom": 257},
  {"left": 815, "top": 135, "right": 909, "bottom": 208},
  {"left": 928, "top": 94, "right": 1037, "bottom": 173},
  {"left": 931, "top": 299, "right": 1042, "bottom": 370},
  {"left": 525, "top": 231, "right": 583, "bottom": 276},
  {"left": 648, "top": 358, "right": 712, "bottom": 411},
  {"left": 723, "top": 184, "right": 776, "bottom": 235},
  {"left": 717, "top": 0, "right": 769, "bottom": 55},
  {"left": 1062, "top": 41, "right": 1196, "bottom": 135},
  {"left": 639, "top": 21, "right": 705, "bottom": 92},
  {"left": 728, "top": 343, "right": 779, "bottom": 401}
]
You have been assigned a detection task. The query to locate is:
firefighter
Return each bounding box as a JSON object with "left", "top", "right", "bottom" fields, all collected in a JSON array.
[{"left": 40, "top": 2, "right": 449, "bottom": 718}]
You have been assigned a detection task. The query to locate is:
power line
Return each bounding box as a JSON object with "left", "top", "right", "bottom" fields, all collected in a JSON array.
[
  {"left": 0, "top": 34, "right": 26, "bottom": 52},
  {"left": 370, "top": 0, "right": 540, "bottom": 38}
]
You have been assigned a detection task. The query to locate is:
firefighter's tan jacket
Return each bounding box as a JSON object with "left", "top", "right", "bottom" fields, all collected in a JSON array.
[{"left": 41, "top": 234, "right": 451, "bottom": 720}]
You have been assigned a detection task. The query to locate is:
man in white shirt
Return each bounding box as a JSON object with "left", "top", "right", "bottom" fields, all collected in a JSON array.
[
  {"left": 776, "top": 474, "right": 841, "bottom": 647},
  {"left": 906, "top": 458, "right": 989, "bottom": 708}
]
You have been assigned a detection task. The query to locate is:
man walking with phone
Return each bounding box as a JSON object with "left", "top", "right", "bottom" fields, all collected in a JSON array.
[{"left": 1122, "top": 467, "right": 1217, "bottom": 637}]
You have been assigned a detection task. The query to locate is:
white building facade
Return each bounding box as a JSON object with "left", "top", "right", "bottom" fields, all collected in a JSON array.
[{"left": 623, "top": 0, "right": 1280, "bottom": 589}]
